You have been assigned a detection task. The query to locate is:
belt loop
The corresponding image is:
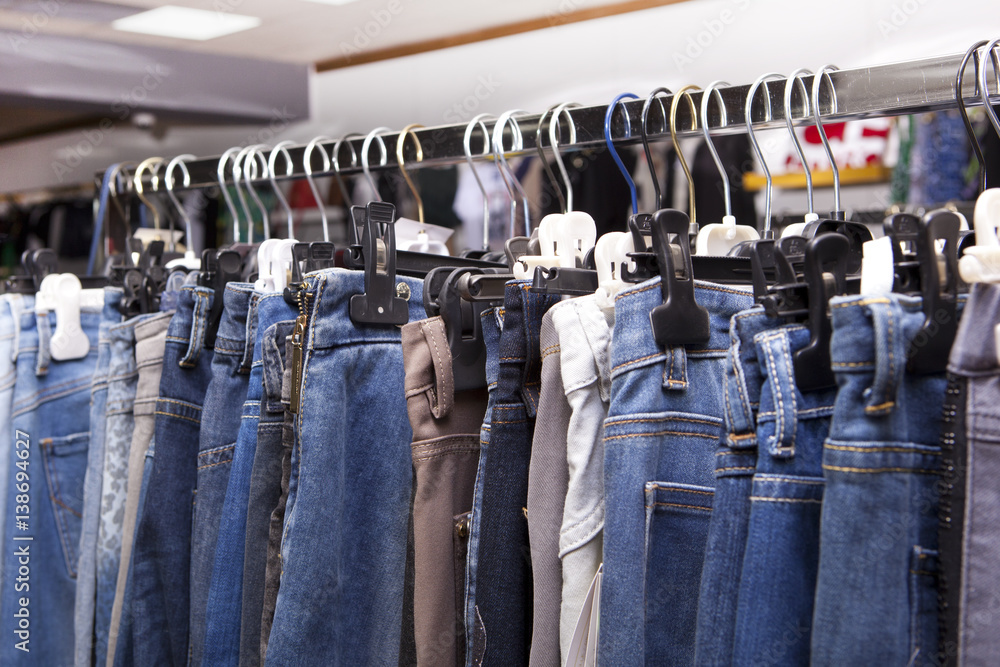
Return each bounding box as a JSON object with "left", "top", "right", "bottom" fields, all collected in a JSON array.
[
  {"left": 180, "top": 289, "right": 210, "bottom": 368},
  {"left": 865, "top": 299, "right": 905, "bottom": 416},
  {"left": 239, "top": 294, "right": 258, "bottom": 374},
  {"left": 8, "top": 295, "right": 25, "bottom": 363},
  {"left": 661, "top": 345, "right": 689, "bottom": 390},
  {"left": 419, "top": 318, "right": 455, "bottom": 420},
  {"left": 35, "top": 311, "right": 52, "bottom": 376},
  {"left": 724, "top": 337, "right": 757, "bottom": 448},
  {"left": 757, "top": 329, "right": 798, "bottom": 457}
]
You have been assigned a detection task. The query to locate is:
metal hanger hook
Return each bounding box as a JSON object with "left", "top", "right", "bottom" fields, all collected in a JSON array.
[
  {"left": 165, "top": 154, "right": 196, "bottom": 252},
  {"left": 979, "top": 40, "right": 1000, "bottom": 162},
  {"left": 641, "top": 87, "right": 673, "bottom": 211},
  {"left": 670, "top": 85, "right": 701, "bottom": 225},
  {"left": 216, "top": 147, "right": 244, "bottom": 243},
  {"left": 784, "top": 68, "right": 815, "bottom": 216},
  {"left": 361, "top": 127, "right": 391, "bottom": 202},
  {"left": 700, "top": 80, "right": 733, "bottom": 219},
  {"left": 492, "top": 109, "right": 531, "bottom": 237},
  {"left": 243, "top": 144, "right": 271, "bottom": 240},
  {"left": 812, "top": 64, "right": 843, "bottom": 214},
  {"left": 267, "top": 140, "right": 297, "bottom": 239},
  {"left": 303, "top": 135, "right": 333, "bottom": 242},
  {"left": 536, "top": 105, "right": 567, "bottom": 215},
  {"left": 232, "top": 145, "right": 257, "bottom": 244},
  {"left": 396, "top": 123, "right": 426, "bottom": 225},
  {"left": 332, "top": 133, "right": 362, "bottom": 209},
  {"left": 549, "top": 102, "right": 580, "bottom": 212},
  {"left": 746, "top": 73, "right": 785, "bottom": 236},
  {"left": 605, "top": 93, "right": 639, "bottom": 216},
  {"left": 134, "top": 157, "right": 165, "bottom": 230},
  {"left": 463, "top": 113, "right": 495, "bottom": 250},
  {"left": 957, "top": 41, "right": 989, "bottom": 193}
]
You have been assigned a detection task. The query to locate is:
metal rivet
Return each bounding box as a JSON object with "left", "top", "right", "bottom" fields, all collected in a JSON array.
[{"left": 396, "top": 282, "right": 411, "bottom": 300}]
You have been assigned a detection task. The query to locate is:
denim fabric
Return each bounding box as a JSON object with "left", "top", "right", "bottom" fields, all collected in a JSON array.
[
  {"left": 75, "top": 290, "right": 119, "bottom": 667},
  {"left": 811, "top": 294, "right": 954, "bottom": 667},
  {"left": 599, "top": 279, "right": 752, "bottom": 665},
  {"left": 0, "top": 295, "right": 26, "bottom": 580},
  {"left": 945, "top": 283, "right": 1000, "bottom": 666},
  {"left": 108, "top": 311, "right": 172, "bottom": 667},
  {"left": 239, "top": 319, "right": 294, "bottom": 667},
  {"left": 264, "top": 268, "right": 426, "bottom": 665},
  {"left": 129, "top": 285, "right": 215, "bottom": 667},
  {"left": 1, "top": 289, "right": 111, "bottom": 666},
  {"left": 257, "top": 331, "right": 296, "bottom": 662},
  {"left": 189, "top": 283, "right": 254, "bottom": 667},
  {"left": 402, "top": 316, "right": 486, "bottom": 667},
  {"left": 472, "top": 281, "right": 559, "bottom": 667},
  {"left": 463, "top": 306, "right": 503, "bottom": 667},
  {"left": 526, "top": 306, "right": 570, "bottom": 667},
  {"left": 95, "top": 315, "right": 149, "bottom": 666},
  {"left": 731, "top": 324, "right": 836, "bottom": 666},
  {"left": 202, "top": 294, "right": 296, "bottom": 667},
  {"left": 693, "top": 307, "right": 778, "bottom": 666},
  {"left": 552, "top": 294, "right": 614, "bottom": 663}
]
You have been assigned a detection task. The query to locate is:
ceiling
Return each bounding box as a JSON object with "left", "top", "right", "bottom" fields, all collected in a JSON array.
[{"left": 0, "top": 0, "right": 675, "bottom": 66}]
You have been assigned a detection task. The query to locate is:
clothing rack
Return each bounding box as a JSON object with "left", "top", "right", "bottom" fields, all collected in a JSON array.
[{"left": 130, "top": 51, "right": 1000, "bottom": 190}]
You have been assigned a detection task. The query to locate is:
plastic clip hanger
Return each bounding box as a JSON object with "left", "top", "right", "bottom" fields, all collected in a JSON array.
[
  {"left": 438, "top": 267, "right": 497, "bottom": 391},
  {"left": 349, "top": 201, "right": 409, "bottom": 326},
  {"left": 204, "top": 249, "right": 244, "bottom": 349},
  {"left": 960, "top": 190, "right": 1000, "bottom": 282},
  {"left": 594, "top": 231, "right": 635, "bottom": 309},
  {"left": 50, "top": 274, "right": 91, "bottom": 361},
  {"left": 648, "top": 208, "right": 711, "bottom": 346}
]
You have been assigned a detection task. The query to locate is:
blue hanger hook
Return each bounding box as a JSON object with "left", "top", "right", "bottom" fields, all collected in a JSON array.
[{"left": 605, "top": 93, "right": 639, "bottom": 216}]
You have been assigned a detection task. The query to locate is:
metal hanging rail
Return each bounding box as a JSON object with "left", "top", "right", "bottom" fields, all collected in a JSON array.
[{"left": 131, "top": 50, "right": 1000, "bottom": 190}]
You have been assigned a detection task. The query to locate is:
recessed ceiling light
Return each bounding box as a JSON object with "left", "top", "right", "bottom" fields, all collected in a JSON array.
[
  {"left": 299, "top": 0, "right": 364, "bottom": 6},
  {"left": 111, "top": 6, "right": 261, "bottom": 41}
]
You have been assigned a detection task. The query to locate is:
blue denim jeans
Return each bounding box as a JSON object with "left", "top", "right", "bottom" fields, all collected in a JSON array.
[
  {"left": 202, "top": 294, "right": 296, "bottom": 667},
  {"left": 95, "top": 315, "right": 150, "bottom": 666},
  {"left": 599, "top": 279, "right": 752, "bottom": 665},
  {"left": 74, "top": 290, "right": 119, "bottom": 667},
  {"left": 189, "top": 283, "right": 254, "bottom": 667},
  {"left": 0, "top": 294, "right": 30, "bottom": 604},
  {"left": 264, "top": 268, "right": 425, "bottom": 665},
  {"left": 946, "top": 283, "right": 1000, "bottom": 665},
  {"left": 1, "top": 289, "right": 112, "bottom": 666},
  {"left": 463, "top": 306, "right": 503, "bottom": 667},
  {"left": 239, "top": 318, "right": 295, "bottom": 667},
  {"left": 471, "top": 281, "right": 558, "bottom": 666},
  {"left": 129, "top": 285, "right": 215, "bottom": 667},
  {"left": 693, "top": 306, "right": 779, "bottom": 666},
  {"left": 731, "top": 324, "right": 836, "bottom": 666},
  {"left": 810, "top": 294, "right": 953, "bottom": 666}
]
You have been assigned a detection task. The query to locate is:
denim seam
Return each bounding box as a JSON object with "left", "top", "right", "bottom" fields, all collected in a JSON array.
[
  {"left": 604, "top": 430, "right": 718, "bottom": 441},
  {"left": 13, "top": 381, "right": 92, "bottom": 415},
  {"left": 825, "top": 444, "right": 941, "bottom": 455},
  {"left": 831, "top": 297, "right": 891, "bottom": 309},
  {"left": 754, "top": 475, "right": 823, "bottom": 484},
  {"left": 718, "top": 466, "right": 756, "bottom": 472},
  {"left": 647, "top": 484, "right": 712, "bottom": 494},
  {"left": 412, "top": 445, "right": 480, "bottom": 463},
  {"left": 405, "top": 382, "right": 433, "bottom": 398},
  {"left": 612, "top": 352, "right": 663, "bottom": 373},
  {"left": 197, "top": 456, "right": 235, "bottom": 471},
  {"left": 761, "top": 330, "right": 796, "bottom": 455},
  {"left": 832, "top": 361, "right": 875, "bottom": 368},
  {"left": 423, "top": 320, "right": 453, "bottom": 416},
  {"left": 647, "top": 501, "right": 712, "bottom": 511},
  {"left": 154, "top": 411, "right": 200, "bottom": 424},
  {"left": 605, "top": 416, "right": 719, "bottom": 427},
  {"left": 198, "top": 443, "right": 235, "bottom": 458},
  {"left": 823, "top": 465, "right": 939, "bottom": 474}
]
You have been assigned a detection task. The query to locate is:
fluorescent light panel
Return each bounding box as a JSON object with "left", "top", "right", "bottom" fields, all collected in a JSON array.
[{"left": 111, "top": 5, "right": 261, "bottom": 41}]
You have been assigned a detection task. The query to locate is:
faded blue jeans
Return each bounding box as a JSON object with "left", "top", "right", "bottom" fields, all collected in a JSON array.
[{"left": 599, "top": 279, "right": 752, "bottom": 665}]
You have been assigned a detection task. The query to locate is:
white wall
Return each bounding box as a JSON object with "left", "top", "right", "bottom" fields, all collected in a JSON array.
[{"left": 1, "top": 0, "right": 997, "bottom": 194}]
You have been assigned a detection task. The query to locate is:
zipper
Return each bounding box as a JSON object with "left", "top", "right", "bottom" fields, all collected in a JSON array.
[{"left": 289, "top": 285, "right": 313, "bottom": 414}]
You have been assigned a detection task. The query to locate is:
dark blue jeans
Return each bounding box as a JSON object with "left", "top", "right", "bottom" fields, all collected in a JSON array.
[
  {"left": 129, "top": 285, "right": 215, "bottom": 667},
  {"left": 239, "top": 318, "right": 295, "bottom": 667},
  {"left": 732, "top": 324, "right": 836, "bottom": 666},
  {"left": 1, "top": 289, "right": 114, "bottom": 666},
  {"left": 264, "top": 269, "right": 425, "bottom": 665},
  {"left": 694, "top": 307, "right": 779, "bottom": 666},
  {"left": 811, "top": 294, "right": 952, "bottom": 666},
  {"left": 202, "top": 294, "right": 296, "bottom": 667},
  {"left": 599, "top": 279, "right": 752, "bottom": 665},
  {"left": 188, "top": 284, "right": 255, "bottom": 667},
  {"left": 471, "top": 282, "right": 558, "bottom": 666},
  {"left": 463, "top": 306, "right": 503, "bottom": 667}
]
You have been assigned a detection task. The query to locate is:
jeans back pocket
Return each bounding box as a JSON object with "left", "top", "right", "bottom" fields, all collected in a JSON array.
[{"left": 40, "top": 431, "right": 89, "bottom": 578}]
